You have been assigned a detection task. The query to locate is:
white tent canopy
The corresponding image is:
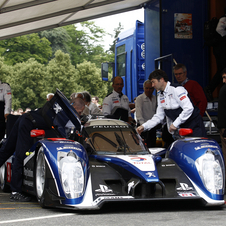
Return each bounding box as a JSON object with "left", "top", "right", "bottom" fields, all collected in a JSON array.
[{"left": 0, "top": 0, "right": 149, "bottom": 40}]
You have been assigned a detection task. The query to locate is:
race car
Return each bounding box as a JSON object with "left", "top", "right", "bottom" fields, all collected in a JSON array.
[{"left": 0, "top": 90, "right": 225, "bottom": 210}]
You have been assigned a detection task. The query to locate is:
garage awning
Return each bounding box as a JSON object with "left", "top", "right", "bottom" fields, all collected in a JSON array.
[{"left": 0, "top": 0, "right": 149, "bottom": 40}]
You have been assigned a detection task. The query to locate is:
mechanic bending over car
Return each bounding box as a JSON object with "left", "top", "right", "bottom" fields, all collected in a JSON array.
[
  {"left": 0, "top": 97, "right": 85, "bottom": 202},
  {"left": 137, "top": 69, "right": 207, "bottom": 138}
]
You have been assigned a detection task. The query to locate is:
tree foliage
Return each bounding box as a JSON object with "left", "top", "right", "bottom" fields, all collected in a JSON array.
[
  {"left": 39, "top": 28, "right": 72, "bottom": 59},
  {"left": 74, "top": 60, "right": 109, "bottom": 103},
  {"left": 0, "top": 20, "right": 125, "bottom": 110},
  {"left": 9, "top": 58, "right": 47, "bottom": 110},
  {"left": 0, "top": 34, "right": 52, "bottom": 65},
  {"left": 45, "top": 50, "right": 83, "bottom": 99},
  {"left": 109, "top": 22, "right": 124, "bottom": 53}
]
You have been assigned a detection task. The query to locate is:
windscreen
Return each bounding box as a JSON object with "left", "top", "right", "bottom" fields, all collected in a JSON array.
[{"left": 85, "top": 125, "right": 148, "bottom": 155}]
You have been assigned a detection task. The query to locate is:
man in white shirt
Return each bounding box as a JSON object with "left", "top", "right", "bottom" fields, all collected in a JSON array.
[
  {"left": 135, "top": 80, "right": 157, "bottom": 147},
  {"left": 0, "top": 81, "right": 12, "bottom": 140},
  {"left": 102, "top": 76, "right": 134, "bottom": 123},
  {"left": 137, "top": 69, "right": 206, "bottom": 138}
]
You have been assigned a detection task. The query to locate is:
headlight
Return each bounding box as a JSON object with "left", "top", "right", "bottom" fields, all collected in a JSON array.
[
  {"left": 195, "top": 150, "right": 224, "bottom": 194},
  {"left": 59, "top": 154, "right": 84, "bottom": 199}
]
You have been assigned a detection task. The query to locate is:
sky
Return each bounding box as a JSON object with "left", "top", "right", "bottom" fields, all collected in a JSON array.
[{"left": 90, "top": 8, "right": 144, "bottom": 50}]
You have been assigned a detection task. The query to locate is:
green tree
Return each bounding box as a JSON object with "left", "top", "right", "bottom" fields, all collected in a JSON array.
[
  {"left": 109, "top": 22, "right": 124, "bottom": 53},
  {"left": 64, "top": 22, "right": 112, "bottom": 68},
  {"left": 45, "top": 50, "right": 83, "bottom": 99},
  {"left": 39, "top": 28, "right": 72, "bottom": 59},
  {"left": 74, "top": 60, "right": 109, "bottom": 102},
  {"left": 10, "top": 58, "right": 48, "bottom": 110},
  {"left": 0, "top": 34, "right": 52, "bottom": 65}
]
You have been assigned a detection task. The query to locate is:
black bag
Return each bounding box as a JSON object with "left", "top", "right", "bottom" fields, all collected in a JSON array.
[{"left": 204, "top": 17, "right": 222, "bottom": 46}]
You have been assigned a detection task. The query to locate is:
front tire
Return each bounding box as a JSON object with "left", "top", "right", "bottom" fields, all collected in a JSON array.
[{"left": 35, "top": 146, "right": 46, "bottom": 207}]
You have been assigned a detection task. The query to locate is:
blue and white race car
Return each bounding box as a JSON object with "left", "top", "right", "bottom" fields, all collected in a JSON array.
[{"left": 0, "top": 90, "right": 225, "bottom": 209}]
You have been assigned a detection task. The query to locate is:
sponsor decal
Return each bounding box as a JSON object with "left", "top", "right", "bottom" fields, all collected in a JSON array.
[
  {"left": 131, "top": 157, "right": 151, "bottom": 165},
  {"left": 116, "top": 155, "right": 155, "bottom": 171},
  {"left": 180, "top": 95, "right": 186, "bottom": 101},
  {"left": 130, "top": 157, "right": 146, "bottom": 162},
  {"left": 91, "top": 165, "right": 105, "bottom": 168},
  {"left": 92, "top": 125, "right": 129, "bottom": 129},
  {"left": 57, "top": 146, "right": 82, "bottom": 151},
  {"left": 194, "top": 145, "right": 218, "bottom": 150},
  {"left": 161, "top": 164, "right": 175, "bottom": 167},
  {"left": 146, "top": 172, "right": 156, "bottom": 177},
  {"left": 177, "top": 183, "right": 193, "bottom": 191},
  {"left": 93, "top": 196, "right": 134, "bottom": 204},
  {"left": 161, "top": 100, "right": 165, "bottom": 103},
  {"left": 113, "top": 100, "right": 119, "bottom": 103},
  {"left": 95, "top": 184, "right": 113, "bottom": 193},
  {"left": 57, "top": 141, "right": 74, "bottom": 144},
  {"left": 0, "top": 89, "right": 2, "bottom": 93},
  {"left": 7, "top": 92, "right": 11, "bottom": 95},
  {"left": 178, "top": 193, "right": 196, "bottom": 197},
  {"left": 53, "top": 103, "right": 63, "bottom": 114},
  {"left": 190, "top": 140, "right": 213, "bottom": 143}
]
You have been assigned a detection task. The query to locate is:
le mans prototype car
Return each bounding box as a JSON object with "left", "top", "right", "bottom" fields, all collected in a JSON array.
[{"left": 0, "top": 90, "right": 225, "bottom": 210}]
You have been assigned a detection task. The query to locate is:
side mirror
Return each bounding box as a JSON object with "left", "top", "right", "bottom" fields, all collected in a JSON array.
[
  {"left": 30, "top": 129, "right": 45, "bottom": 138},
  {"left": 101, "top": 62, "right": 109, "bottom": 81}
]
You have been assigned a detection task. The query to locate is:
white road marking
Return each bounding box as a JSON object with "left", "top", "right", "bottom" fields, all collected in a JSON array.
[{"left": 0, "top": 213, "right": 74, "bottom": 224}]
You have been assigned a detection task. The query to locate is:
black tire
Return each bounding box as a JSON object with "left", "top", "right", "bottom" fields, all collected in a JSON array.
[
  {"left": 35, "top": 146, "right": 46, "bottom": 207},
  {"left": 0, "top": 164, "right": 11, "bottom": 192}
]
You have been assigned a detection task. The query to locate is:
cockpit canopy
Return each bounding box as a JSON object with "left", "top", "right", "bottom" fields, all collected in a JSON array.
[{"left": 84, "top": 119, "right": 148, "bottom": 155}]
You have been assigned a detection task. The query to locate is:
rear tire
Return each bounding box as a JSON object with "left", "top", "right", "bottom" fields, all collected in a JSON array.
[
  {"left": 35, "top": 146, "right": 46, "bottom": 207},
  {"left": 0, "top": 164, "right": 11, "bottom": 192}
]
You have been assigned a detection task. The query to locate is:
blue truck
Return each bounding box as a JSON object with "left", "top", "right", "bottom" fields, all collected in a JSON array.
[
  {"left": 102, "top": 20, "right": 145, "bottom": 102},
  {"left": 102, "top": 0, "right": 210, "bottom": 102}
]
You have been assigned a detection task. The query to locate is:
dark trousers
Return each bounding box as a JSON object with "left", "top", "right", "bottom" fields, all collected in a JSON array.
[
  {"left": 0, "top": 111, "right": 49, "bottom": 192},
  {"left": 0, "top": 120, "right": 5, "bottom": 141},
  {"left": 180, "top": 114, "right": 207, "bottom": 138},
  {"left": 209, "top": 42, "right": 226, "bottom": 93},
  {"left": 141, "top": 128, "right": 156, "bottom": 148}
]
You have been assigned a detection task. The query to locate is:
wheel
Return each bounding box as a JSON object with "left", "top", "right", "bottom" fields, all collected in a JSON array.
[
  {"left": 0, "top": 164, "right": 11, "bottom": 192},
  {"left": 35, "top": 146, "right": 46, "bottom": 207}
]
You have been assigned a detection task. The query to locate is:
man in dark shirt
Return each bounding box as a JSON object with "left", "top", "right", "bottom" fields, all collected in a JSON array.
[{"left": 173, "top": 63, "right": 207, "bottom": 117}]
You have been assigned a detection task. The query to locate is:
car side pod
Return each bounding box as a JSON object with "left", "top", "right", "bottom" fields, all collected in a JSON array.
[
  {"left": 179, "top": 128, "right": 193, "bottom": 136},
  {"left": 168, "top": 137, "right": 225, "bottom": 206}
]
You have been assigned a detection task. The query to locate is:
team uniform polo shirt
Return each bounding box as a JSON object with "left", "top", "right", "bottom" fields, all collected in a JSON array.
[
  {"left": 102, "top": 90, "right": 131, "bottom": 117},
  {"left": 142, "top": 81, "right": 194, "bottom": 134}
]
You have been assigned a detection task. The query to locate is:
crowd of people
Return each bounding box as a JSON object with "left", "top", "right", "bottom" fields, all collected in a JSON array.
[{"left": 0, "top": 63, "right": 225, "bottom": 203}]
